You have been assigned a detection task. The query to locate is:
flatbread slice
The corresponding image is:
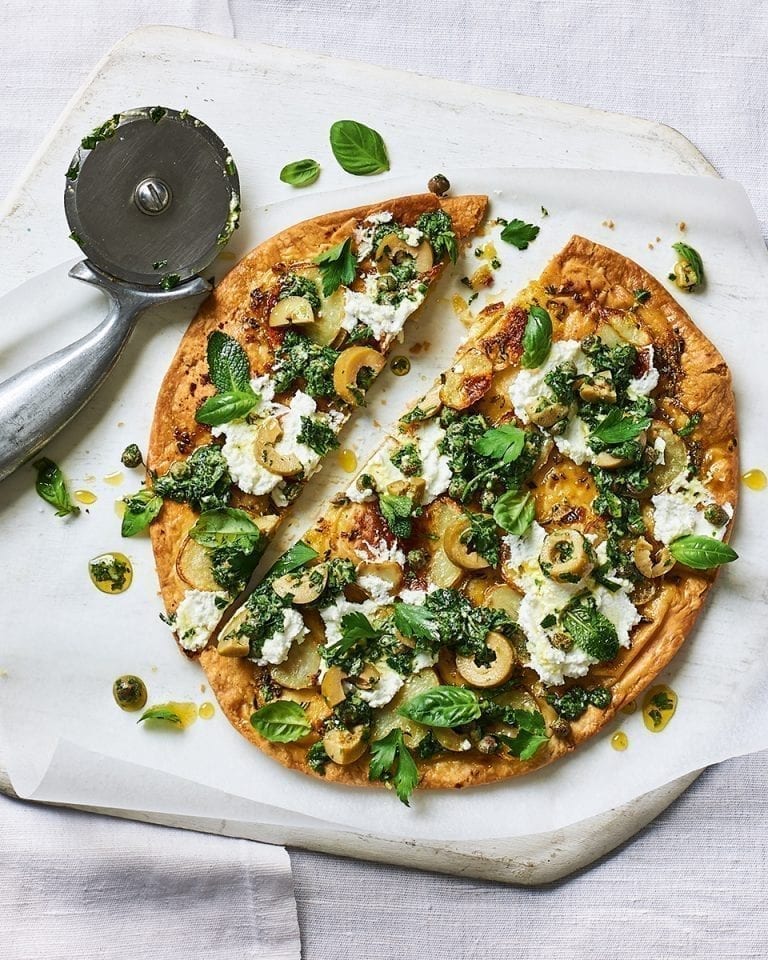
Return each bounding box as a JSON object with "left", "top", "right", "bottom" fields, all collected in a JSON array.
[
  {"left": 143, "top": 193, "right": 488, "bottom": 655},
  {"left": 202, "top": 235, "right": 739, "bottom": 801}
]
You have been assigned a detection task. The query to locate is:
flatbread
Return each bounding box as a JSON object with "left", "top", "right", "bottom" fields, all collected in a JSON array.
[
  {"left": 202, "top": 235, "right": 739, "bottom": 792},
  {"left": 147, "top": 193, "right": 488, "bottom": 639}
]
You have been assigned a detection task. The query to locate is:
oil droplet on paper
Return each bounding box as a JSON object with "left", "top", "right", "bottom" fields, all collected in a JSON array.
[
  {"left": 103, "top": 471, "right": 124, "bottom": 487},
  {"left": 139, "top": 701, "right": 198, "bottom": 729},
  {"left": 742, "top": 469, "right": 766, "bottom": 491},
  {"left": 199, "top": 702, "right": 215, "bottom": 720},
  {"left": 114, "top": 499, "right": 126, "bottom": 518},
  {"left": 611, "top": 731, "right": 629, "bottom": 752},
  {"left": 89, "top": 552, "right": 133, "bottom": 594},
  {"left": 338, "top": 449, "right": 358, "bottom": 473},
  {"left": 74, "top": 489, "right": 97, "bottom": 505},
  {"left": 642, "top": 684, "right": 678, "bottom": 732}
]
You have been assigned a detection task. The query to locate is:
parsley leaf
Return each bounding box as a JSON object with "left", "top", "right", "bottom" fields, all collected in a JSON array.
[
  {"left": 500, "top": 218, "right": 540, "bottom": 250},
  {"left": 340, "top": 611, "right": 387, "bottom": 645},
  {"left": 393, "top": 602, "right": 438, "bottom": 644},
  {"left": 369, "top": 729, "right": 419, "bottom": 806},
  {"left": 313, "top": 238, "right": 357, "bottom": 296},
  {"left": 591, "top": 408, "right": 651, "bottom": 445},
  {"left": 473, "top": 424, "right": 525, "bottom": 464}
]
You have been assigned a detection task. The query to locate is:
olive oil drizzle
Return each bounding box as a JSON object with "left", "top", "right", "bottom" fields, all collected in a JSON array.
[{"left": 743, "top": 468, "right": 766, "bottom": 491}]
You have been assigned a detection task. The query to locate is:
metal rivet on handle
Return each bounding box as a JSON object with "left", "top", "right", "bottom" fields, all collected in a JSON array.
[{"left": 134, "top": 177, "right": 172, "bottom": 215}]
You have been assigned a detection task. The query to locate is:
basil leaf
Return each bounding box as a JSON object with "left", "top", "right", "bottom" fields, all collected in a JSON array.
[
  {"left": 121, "top": 488, "right": 163, "bottom": 537},
  {"left": 195, "top": 387, "right": 258, "bottom": 426},
  {"left": 521, "top": 305, "right": 552, "bottom": 369},
  {"left": 340, "top": 611, "right": 386, "bottom": 645},
  {"left": 279, "top": 158, "right": 320, "bottom": 188},
  {"left": 206, "top": 331, "right": 251, "bottom": 393},
  {"left": 250, "top": 701, "right": 311, "bottom": 743},
  {"left": 672, "top": 242, "right": 704, "bottom": 288},
  {"left": 500, "top": 219, "right": 540, "bottom": 250},
  {"left": 313, "top": 238, "right": 357, "bottom": 297},
  {"left": 493, "top": 490, "right": 535, "bottom": 535},
  {"left": 473, "top": 424, "right": 525, "bottom": 464},
  {"left": 669, "top": 535, "right": 738, "bottom": 570},
  {"left": 329, "top": 120, "right": 390, "bottom": 176},
  {"left": 591, "top": 408, "right": 651, "bottom": 444},
  {"left": 268, "top": 541, "right": 319, "bottom": 579},
  {"left": 561, "top": 595, "right": 619, "bottom": 662},
  {"left": 138, "top": 707, "right": 182, "bottom": 726},
  {"left": 33, "top": 457, "right": 80, "bottom": 517},
  {"left": 393, "top": 603, "right": 438, "bottom": 643},
  {"left": 189, "top": 507, "right": 262, "bottom": 551},
  {"left": 398, "top": 685, "right": 481, "bottom": 728},
  {"left": 369, "top": 729, "right": 419, "bottom": 806}
]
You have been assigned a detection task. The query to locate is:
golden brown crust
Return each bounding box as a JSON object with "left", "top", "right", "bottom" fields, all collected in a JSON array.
[
  {"left": 148, "top": 194, "right": 488, "bottom": 629},
  {"left": 200, "top": 235, "right": 739, "bottom": 792}
]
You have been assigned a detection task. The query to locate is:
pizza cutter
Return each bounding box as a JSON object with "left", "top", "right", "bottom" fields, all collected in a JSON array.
[{"left": 0, "top": 106, "right": 240, "bottom": 482}]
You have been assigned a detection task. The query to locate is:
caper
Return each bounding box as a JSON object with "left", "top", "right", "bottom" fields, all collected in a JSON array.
[
  {"left": 356, "top": 473, "right": 375, "bottom": 494},
  {"left": 169, "top": 460, "right": 191, "bottom": 480},
  {"left": 406, "top": 548, "right": 428, "bottom": 569},
  {"left": 550, "top": 717, "right": 572, "bottom": 740},
  {"left": 120, "top": 443, "right": 143, "bottom": 468},
  {"left": 113, "top": 675, "right": 148, "bottom": 712},
  {"left": 428, "top": 173, "right": 450, "bottom": 196},
  {"left": 477, "top": 735, "right": 499, "bottom": 755},
  {"left": 704, "top": 503, "right": 729, "bottom": 528}
]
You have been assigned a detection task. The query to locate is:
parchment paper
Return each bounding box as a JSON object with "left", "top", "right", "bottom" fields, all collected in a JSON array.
[{"left": 0, "top": 170, "right": 765, "bottom": 842}]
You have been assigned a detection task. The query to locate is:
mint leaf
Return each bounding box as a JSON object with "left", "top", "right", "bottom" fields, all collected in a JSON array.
[
  {"left": 250, "top": 701, "right": 311, "bottom": 743},
  {"left": 561, "top": 594, "right": 619, "bottom": 662},
  {"left": 313, "top": 238, "right": 357, "bottom": 296},
  {"left": 398, "top": 686, "right": 481, "bottom": 728},
  {"left": 369, "top": 729, "right": 419, "bottom": 806},
  {"left": 138, "top": 707, "right": 182, "bottom": 726},
  {"left": 473, "top": 424, "right": 525, "bottom": 464},
  {"left": 500, "top": 219, "right": 540, "bottom": 250},
  {"left": 206, "top": 331, "right": 251, "bottom": 393},
  {"left": 121, "top": 488, "right": 162, "bottom": 537},
  {"left": 378, "top": 493, "right": 415, "bottom": 539},
  {"left": 330, "top": 120, "right": 389, "bottom": 176},
  {"left": 493, "top": 490, "right": 535, "bottom": 535},
  {"left": 393, "top": 603, "right": 438, "bottom": 644},
  {"left": 33, "top": 457, "right": 80, "bottom": 517},
  {"left": 521, "top": 305, "right": 552, "bottom": 369},
  {"left": 279, "top": 158, "right": 320, "bottom": 188},
  {"left": 669, "top": 535, "right": 737, "bottom": 570}
]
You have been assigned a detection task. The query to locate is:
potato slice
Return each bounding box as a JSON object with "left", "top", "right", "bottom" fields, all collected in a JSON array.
[
  {"left": 176, "top": 536, "right": 219, "bottom": 592},
  {"left": 372, "top": 668, "right": 439, "bottom": 747},
  {"left": 646, "top": 421, "right": 688, "bottom": 495},
  {"left": 439, "top": 348, "right": 493, "bottom": 410},
  {"left": 357, "top": 560, "right": 404, "bottom": 596},
  {"left": 434, "top": 728, "right": 473, "bottom": 752},
  {"left": 270, "top": 631, "right": 322, "bottom": 689},
  {"left": 217, "top": 608, "right": 251, "bottom": 658},
  {"left": 321, "top": 665, "right": 348, "bottom": 707},
  {"left": 290, "top": 265, "right": 346, "bottom": 346},
  {"left": 486, "top": 583, "right": 522, "bottom": 620}
]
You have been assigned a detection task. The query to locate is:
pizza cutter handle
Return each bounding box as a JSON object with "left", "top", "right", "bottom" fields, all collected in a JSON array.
[{"left": 0, "top": 261, "right": 210, "bottom": 482}]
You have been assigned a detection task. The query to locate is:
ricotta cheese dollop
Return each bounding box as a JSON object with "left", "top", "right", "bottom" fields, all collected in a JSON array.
[
  {"left": 651, "top": 474, "right": 733, "bottom": 545},
  {"left": 253, "top": 608, "right": 307, "bottom": 666},
  {"left": 342, "top": 276, "right": 425, "bottom": 342},
  {"left": 174, "top": 589, "right": 228, "bottom": 653}
]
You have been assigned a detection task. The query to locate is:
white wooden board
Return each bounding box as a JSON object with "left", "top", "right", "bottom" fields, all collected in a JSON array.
[{"left": 0, "top": 26, "right": 716, "bottom": 883}]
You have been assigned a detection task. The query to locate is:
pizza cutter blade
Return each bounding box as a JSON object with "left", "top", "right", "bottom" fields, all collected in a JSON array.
[{"left": 0, "top": 106, "right": 240, "bottom": 482}]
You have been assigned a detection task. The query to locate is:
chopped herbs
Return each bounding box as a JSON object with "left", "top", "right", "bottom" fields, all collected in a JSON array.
[
  {"left": 390, "top": 443, "right": 423, "bottom": 477},
  {"left": 306, "top": 741, "right": 330, "bottom": 774},
  {"left": 464, "top": 511, "right": 500, "bottom": 566},
  {"left": 120, "top": 443, "right": 143, "bottom": 468},
  {"left": 297, "top": 416, "right": 340, "bottom": 457},
  {"left": 273, "top": 330, "right": 340, "bottom": 398},
  {"left": 33, "top": 457, "right": 80, "bottom": 517},
  {"left": 278, "top": 273, "right": 321, "bottom": 312},
  {"left": 677, "top": 412, "right": 701, "bottom": 437},
  {"left": 154, "top": 444, "right": 232, "bottom": 512},
  {"left": 414, "top": 209, "right": 458, "bottom": 263},
  {"left": 560, "top": 593, "right": 620, "bottom": 662},
  {"left": 425, "top": 589, "right": 517, "bottom": 667},
  {"left": 546, "top": 685, "right": 612, "bottom": 721}
]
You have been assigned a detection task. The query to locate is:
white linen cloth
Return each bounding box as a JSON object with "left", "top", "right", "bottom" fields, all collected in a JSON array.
[
  {"left": 1, "top": 2, "right": 767, "bottom": 958},
  {"left": 1, "top": 796, "right": 300, "bottom": 960}
]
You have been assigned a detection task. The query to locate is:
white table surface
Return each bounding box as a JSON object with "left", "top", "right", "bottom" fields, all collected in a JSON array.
[{"left": 1, "top": 2, "right": 766, "bottom": 957}]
